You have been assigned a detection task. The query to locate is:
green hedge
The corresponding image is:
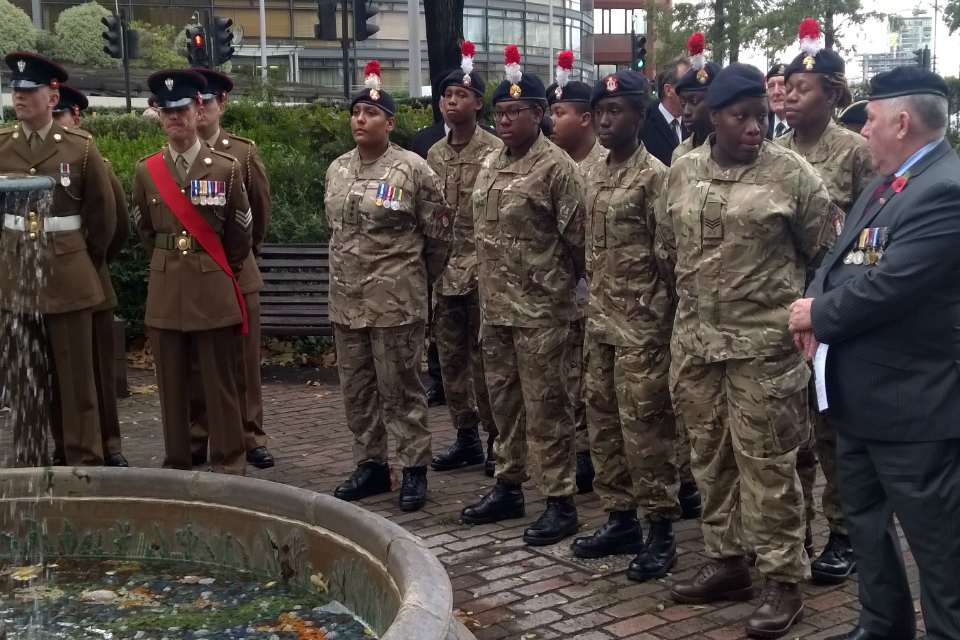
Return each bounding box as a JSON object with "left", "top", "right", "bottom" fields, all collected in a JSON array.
[{"left": 75, "top": 102, "right": 434, "bottom": 340}]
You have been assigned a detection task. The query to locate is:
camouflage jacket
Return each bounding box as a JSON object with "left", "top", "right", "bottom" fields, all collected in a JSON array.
[
  {"left": 579, "top": 141, "right": 608, "bottom": 175},
  {"left": 776, "top": 120, "right": 875, "bottom": 216},
  {"left": 671, "top": 134, "right": 706, "bottom": 164},
  {"left": 427, "top": 126, "right": 503, "bottom": 296},
  {"left": 324, "top": 143, "right": 452, "bottom": 328},
  {"left": 655, "top": 137, "right": 839, "bottom": 361},
  {"left": 473, "top": 133, "right": 587, "bottom": 328},
  {"left": 585, "top": 144, "right": 672, "bottom": 347}
]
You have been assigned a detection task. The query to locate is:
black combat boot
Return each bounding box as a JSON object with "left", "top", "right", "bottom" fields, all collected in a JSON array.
[
  {"left": 484, "top": 433, "right": 497, "bottom": 478},
  {"left": 104, "top": 453, "right": 129, "bottom": 468},
  {"left": 523, "top": 496, "right": 578, "bottom": 546},
  {"left": 627, "top": 519, "right": 678, "bottom": 581},
  {"left": 247, "top": 446, "right": 275, "bottom": 470},
  {"left": 811, "top": 532, "right": 856, "bottom": 584},
  {"left": 571, "top": 510, "right": 643, "bottom": 558},
  {"left": 399, "top": 466, "right": 428, "bottom": 512},
  {"left": 431, "top": 428, "right": 484, "bottom": 471},
  {"left": 461, "top": 479, "right": 524, "bottom": 524},
  {"left": 334, "top": 460, "right": 391, "bottom": 502},
  {"left": 678, "top": 482, "right": 703, "bottom": 519},
  {"left": 576, "top": 451, "right": 595, "bottom": 494}
]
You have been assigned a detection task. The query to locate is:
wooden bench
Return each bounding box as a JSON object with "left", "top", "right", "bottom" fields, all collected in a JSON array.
[{"left": 258, "top": 244, "right": 332, "bottom": 337}]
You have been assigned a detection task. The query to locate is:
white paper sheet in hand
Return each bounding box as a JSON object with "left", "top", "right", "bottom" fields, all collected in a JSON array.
[{"left": 814, "top": 343, "right": 829, "bottom": 412}]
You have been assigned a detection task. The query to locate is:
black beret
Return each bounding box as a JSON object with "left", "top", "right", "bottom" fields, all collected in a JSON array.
[
  {"left": 193, "top": 68, "right": 234, "bottom": 100},
  {"left": 589, "top": 70, "right": 650, "bottom": 107},
  {"left": 492, "top": 73, "right": 547, "bottom": 104},
  {"left": 148, "top": 69, "right": 207, "bottom": 109},
  {"left": 546, "top": 80, "right": 592, "bottom": 105},
  {"left": 350, "top": 88, "right": 396, "bottom": 116},
  {"left": 868, "top": 65, "right": 948, "bottom": 100},
  {"left": 53, "top": 84, "right": 88, "bottom": 115},
  {"left": 5, "top": 51, "right": 68, "bottom": 90},
  {"left": 838, "top": 100, "right": 867, "bottom": 125},
  {"left": 784, "top": 48, "right": 845, "bottom": 80},
  {"left": 675, "top": 61, "right": 723, "bottom": 93},
  {"left": 440, "top": 69, "right": 486, "bottom": 99},
  {"left": 706, "top": 63, "right": 767, "bottom": 109},
  {"left": 766, "top": 63, "right": 786, "bottom": 80}
]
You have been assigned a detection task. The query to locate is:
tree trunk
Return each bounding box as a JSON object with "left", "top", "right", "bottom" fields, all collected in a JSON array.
[
  {"left": 711, "top": 0, "right": 727, "bottom": 64},
  {"left": 728, "top": 0, "right": 741, "bottom": 62},
  {"left": 422, "top": 0, "right": 464, "bottom": 122},
  {"left": 824, "top": 10, "right": 835, "bottom": 50}
]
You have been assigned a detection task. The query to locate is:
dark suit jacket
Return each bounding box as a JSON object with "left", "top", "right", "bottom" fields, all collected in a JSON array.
[
  {"left": 767, "top": 114, "right": 791, "bottom": 140},
  {"left": 640, "top": 105, "right": 687, "bottom": 167},
  {"left": 410, "top": 121, "right": 498, "bottom": 160},
  {"left": 808, "top": 140, "right": 960, "bottom": 441}
]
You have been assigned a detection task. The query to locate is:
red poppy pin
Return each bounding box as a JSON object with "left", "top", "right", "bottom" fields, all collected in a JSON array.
[{"left": 891, "top": 171, "right": 910, "bottom": 194}]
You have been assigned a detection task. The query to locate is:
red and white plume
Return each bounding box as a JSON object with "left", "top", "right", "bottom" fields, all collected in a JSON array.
[
  {"left": 364, "top": 60, "right": 382, "bottom": 91},
  {"left": 556, "top": 50, "right": 575, "bottom": 88},
  {"left": 505, "top": 45, "right": 522, "bottom": 84},
  {"left": 461, "top": 41, "right": 476, "bottom": 77},
  {"left": 799, "top": 18, "right": 822, "bottom": 57},
  {"left": 687, "top": 32, "right": 706, "bottom": 71}
]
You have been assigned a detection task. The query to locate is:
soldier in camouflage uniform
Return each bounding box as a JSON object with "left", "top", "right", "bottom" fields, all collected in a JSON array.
[
  {"left": 565, "top": 69, "right": 684, "bottom": 582},
  {"left": 427, "top": 44, "right": 503, "bottom": 477},
  {"left": 326, "top": 62, "right": 452, "bottom": 512},
  {"left": 460, "top": 46, "right": 586, "bottom": 546},
  {"left": 656, "top": 63, "right": 839, "bottom": 638},
  {"left": 778, "top": 25, "right": 875, "bottom": 585},
  {"left": 546, "top": 50, "right": 602, "bottom": 494}
]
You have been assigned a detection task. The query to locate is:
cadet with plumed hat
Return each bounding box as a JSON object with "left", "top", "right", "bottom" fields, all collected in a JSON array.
[
  {"left": 0, "top": 52, "right": 117, "bottom": 467},
  {"left": 656, "top": 62, "right": 840, "bottom": 637},
  {"left": 672, "top": 32, "right": 722, "bottom": 164},
  {"left": 460, "top": 46, "right": 587, "bottom": 547},
  {"left": 428, "top": 42, "right": 503, "bottom": 478}
]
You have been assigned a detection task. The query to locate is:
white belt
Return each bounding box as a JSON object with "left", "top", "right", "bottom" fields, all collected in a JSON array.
[{"left": 3, "top": 214, "right": 82, "bottom": 232}]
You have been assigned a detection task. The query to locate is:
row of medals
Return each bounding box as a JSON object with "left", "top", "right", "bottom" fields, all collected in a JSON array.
[
  {"left": 375, "top": 184, "right": 402, "bottom": 210},
  {"left": 844, "top": 228, "right": 889, "bottom": 265},
  {"left": 191, "top": 181, "right": 227, "bottom": 206}
]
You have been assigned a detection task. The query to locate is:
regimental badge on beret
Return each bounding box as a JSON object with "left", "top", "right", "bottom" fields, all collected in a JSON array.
[
  {"left": 463, "top": 74, "right": 472, "bottom": 86},
  {"left": 369, "top": 88, "right": 380, "bottom": 100},
  {"left": 555, "top": 87, "right": 563, "bottom": 100},
  {"left": 17, "top": 60, "right": 25, "bottom": 73},
  {"left": 165, "top": 77, "right": 174, "bottom": 91},
  {"left": 803, "top": 56, "right": 815, "bottom": 70},
  {"left": 697, "top": 70, "right": 708, "bottom": 84},
  {"left": 510, "top": 83, "right": 521, "bottom": 99},
  {"left": 606, "top": 76, "right": 618, "bottom": 92},
  {"left": 778, "top": 64, "right": 785, "bottom": 74}
]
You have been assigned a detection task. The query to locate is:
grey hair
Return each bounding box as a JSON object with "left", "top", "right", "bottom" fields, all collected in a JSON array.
[{"left": 884, "top": 94, "right": 948, "bottom": 135}]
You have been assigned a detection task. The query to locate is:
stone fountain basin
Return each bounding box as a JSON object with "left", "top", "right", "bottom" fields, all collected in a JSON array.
[{"left": 0, "top": 467, "right": 474, "bottom": 640}]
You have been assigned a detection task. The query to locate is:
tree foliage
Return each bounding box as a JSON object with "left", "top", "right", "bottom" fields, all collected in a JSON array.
[
  {"left": 0, "top": 0, "right": 38, "bottom": 54},
  {"left": 129, "top": 20, "right": 187, "bottom": 70},
  {"left": 948, "top": 0, "right": 960, "bottom": 34},
  {"left": 44, "top": 1, "right": 120, "bottom": 68}
]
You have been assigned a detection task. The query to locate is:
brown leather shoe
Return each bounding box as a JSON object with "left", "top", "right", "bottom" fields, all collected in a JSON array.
[
  {"left": 670, "top": 556, "right": 753, "bottom": 604},
  {"left": 745, "top": 579, "right": 804, "bottom": 638}
]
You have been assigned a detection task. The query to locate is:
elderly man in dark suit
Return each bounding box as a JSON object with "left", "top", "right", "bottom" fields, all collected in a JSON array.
[
  {"left": 789, "top": 66, "right": 960, "bottom": 640},
  {"left": 639, "top": 58, "right": 689, "bottom": 166}
]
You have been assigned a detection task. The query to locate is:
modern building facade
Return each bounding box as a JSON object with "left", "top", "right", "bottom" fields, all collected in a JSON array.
[{"left": 860, "top": 11, "right": 931, "bottom": 80}]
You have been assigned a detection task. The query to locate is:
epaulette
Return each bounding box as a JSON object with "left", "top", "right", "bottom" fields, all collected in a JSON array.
[
  {"left": 136, "top": 152, "right": 155, "bottom": 165},
  {"left": 210, "top": 148, "right": 240, "bottom": 163},
  {"left": 0, "top": 126, "right": 16, "bottom": 135},
  {"left": 224, "top": 132, "right": 256, "bottom": 146},
  {"left": 64, "top": 128, "right": 92, "bottom": 139}
]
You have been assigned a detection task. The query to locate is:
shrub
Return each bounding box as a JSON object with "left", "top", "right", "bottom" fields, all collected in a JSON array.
[
  {"left": 129, "top": 21, "right": 187, "bottom": 70},
  {"left": 0, "top": 0, "right": 38, "bottom": 54},
  {"left": 44, "top": 2, "right": 120, "bottom": 68}
]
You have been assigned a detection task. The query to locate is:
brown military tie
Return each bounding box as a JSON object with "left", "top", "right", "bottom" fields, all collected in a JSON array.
[
  {"left": 28, "top": 132, "right": 41, "bottom": 154},
  {"left": 176, "top": 155, "right": 189, "bottom": 180}
]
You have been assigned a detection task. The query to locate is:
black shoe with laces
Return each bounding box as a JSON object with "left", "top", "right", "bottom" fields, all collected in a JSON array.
[
  {"left": 334, "top": 461, "right": 391, "bottom": 502},
  {"left": 431, "top": 428, "right": 484, "bottom": 471},
  {"left": 399, "top": 466, "right": 428, "bottom": 512},
  {"left": 811, "top": 532, "right": 856, "bottom": 584},
  {"left": 523, "top": 496, "right": 578, "bottom": 546},
  {"left": 461, "top": 479, "right": 524, "bottom": 524},
  {"left": 627, "top": 519, "right": 678, "bottom": 581},
  {"left": 571, "top": 510, "right": 642, "bottom": 558}
]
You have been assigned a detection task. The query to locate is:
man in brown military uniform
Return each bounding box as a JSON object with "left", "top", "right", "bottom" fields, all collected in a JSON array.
[
  {"left": 49, "top": 84, "right": 131, "bottom": 468},
  {"left": 325, "top": 61, "right": 451, "bottom": 512},
  {"left": 546, "top": 51, "right": 602, "bottom": 495},
  {"left": 189, "top": 68, "right": 275, "bottom": 471},
  {"left": 132, "top": 69, "right": 251, "bottom": 475},
  {"left": 0, "top": 53, "right": 116, "bottom": 467},
  {"left": 426, "top": 45, "right": 503, "bottom": 477},
  {"left": 460, "top": 46, "right": 586, "bottom": 546}
]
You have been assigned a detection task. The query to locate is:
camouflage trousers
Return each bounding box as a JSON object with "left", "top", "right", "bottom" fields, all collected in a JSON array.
[
  {"left": 333, "top": 321, "right": 432, "bottom": 468},
  {"left": 676, "top": 420, "right": 695, "bottom": 484},
  {"left": 567, "top": 318, "right": 590, "bottom": 454},
  {"left": 670, "top": 350, "right": 811, "bottom": 583},
  {"left": 586, "top": 340, "right": 681, "bottom": 519},
  {"left": 434, "top": 290, "right": 496, "bottom": 435},
  {"left": 482, "top": 323, "right": 576, "bottom": 497},
  {"left": 797, "top": 383, "right": 845, "bottom": 534}
]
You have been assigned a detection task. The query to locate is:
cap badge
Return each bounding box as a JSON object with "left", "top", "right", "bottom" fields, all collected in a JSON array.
[
  {"left": 462, "top": 74, "right": 472, "bottom": 86},
  {"left": 803, "top": 56, "right": 815, "bottom": 70},
  {"left": 697, "top": 70, "right": 708, "bottom": 84},
  {"left": 369, "top": 88, "right": 380, "bottom": 100},
  {"left": 509, "top": 84, "right": 522, "bottom": 99},
  {"left": 165, "top": 77, "right": 174, "bottom": 91},
  {"left": 778, "top": 64, "right": 785, "bottom": 74},
  {"left": 555, "top": 87, "right": 563, "bottom": 100},
  {"left": 17, "top": 60, "right": 25, "bottom": 73},
  {"left": 605, "top": 76, "right": 618, "bottom": 92}
]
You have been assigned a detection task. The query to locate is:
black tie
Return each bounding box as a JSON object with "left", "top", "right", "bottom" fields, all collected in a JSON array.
[
  {"left": 670, "top": 119, "right": 680, "bottom": 143},
  {"left": 775, "top": 122, "right": 785, "bottom": 137}
]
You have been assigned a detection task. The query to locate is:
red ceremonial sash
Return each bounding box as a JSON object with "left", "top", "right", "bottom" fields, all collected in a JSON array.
[{"left": 145, "top": 152, "right": 248, "bottom": 335}]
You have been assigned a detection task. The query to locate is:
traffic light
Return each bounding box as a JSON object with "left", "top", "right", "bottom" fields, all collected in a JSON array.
[
  {"left": 186, "top": 26, "right": 209, "bottom": 68},
  {"left": 913, "top": 48, "right": 924, "bottom": 67},
  {"left": 913, "top": 46, "right": 932, "bottom": 69},
  {"left": 315, "top": 0, "right": 337, "bottom": 40},
  {"left": 102, "top": 14, "right": 123, "bottom": 59},
  {"left": 922, "top": 46, "right": 931, "bottom": 70},
  {"left": 126, "top": 28, "right": 140, "bottom": 60},
  {"left": 354, "top": 0, "right": 380, "bottom": 41},
  {"left": 211, "top": 17, "right": 235, "bottom": 66},
  {"left": 631, "top": 34, "right": 648, "bottom": 71}
]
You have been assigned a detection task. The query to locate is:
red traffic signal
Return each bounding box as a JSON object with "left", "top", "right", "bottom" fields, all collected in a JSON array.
[{"left": 193, "top": 34, "right": 204, "bottom": 47}]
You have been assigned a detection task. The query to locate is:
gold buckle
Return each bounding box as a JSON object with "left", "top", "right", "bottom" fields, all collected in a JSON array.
[
  {"left": 176, "top": 236, "right": 190, "bottom": 251},
  {"left": 27, "top": 211, "right": 41, "bottom": 240}
]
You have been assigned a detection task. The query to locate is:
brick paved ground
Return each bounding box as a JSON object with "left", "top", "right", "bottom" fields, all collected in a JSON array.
[{"left": 2, "top": 365, "right": 927, "bottom": 640}]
